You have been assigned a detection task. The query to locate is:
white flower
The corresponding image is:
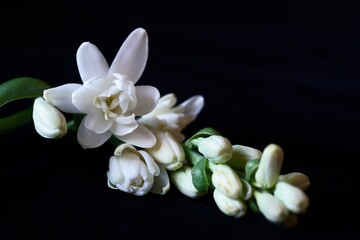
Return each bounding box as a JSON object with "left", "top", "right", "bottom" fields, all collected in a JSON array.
[
  {"left": 145, "top": 131, "right": 185, "bottom": 171},
  {"left": 227, "top": 144, "right": 262, "bottom": 170},
  {"left": 213, "top": 188, "right": 247, "bottom": 218},
  {"left": 254, "top": 144, "right": 284, "bottom": 189},
  {"left": 274, "top": 181, "right": 310, "bottom": 214},
  {"left": 43, "top": 28, "right": 159, "bottom": 149},
  {"left": 32, "top": 97, "right": 67, "bottom": 139},
  {"left": 170, "top": 165, "right": 205, "bottom": 199},
  {"left": 138, "top": 93, "right": 204, "bottom": 142},
  {"left": 107, "top": 143, "right": 169, "bottom": 196},
  {"left": 254, "top": 191, "right": 289, "bottom": 223},
  {"left": 198, "top": 135, "right": 233, "bottom": 164},
  {"left": 278, "top": 172, "right": 310, "bottom": 191},
  {"left": 210, "top": 163, "right": 243, "bottom": 199}
]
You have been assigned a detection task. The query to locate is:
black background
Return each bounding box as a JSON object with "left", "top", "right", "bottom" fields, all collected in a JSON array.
[{"left": 1, "top": 1, "right": 359, "bottom": 239}]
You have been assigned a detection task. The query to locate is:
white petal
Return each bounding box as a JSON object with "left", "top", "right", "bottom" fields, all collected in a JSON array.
[
  {"left": 72, "top": 81, "right": 102, "bottom": 114},
  {"left": 138, "top": 150, "right": 160, "bottom": 176},
  {"left": 178, "top": 95, "right": 205, "bottom": 117},
  {"left": 77, "top": 116, "right": 112, "bottom": 148},
  {"left": 85, "top": 113, "right": 112, "bottom": 134},
  {"left": 43, "top": 83, "right": 82, "bottom": 114},
  {"left": 108, "top": 28, "right": 148, "bottom": 84},
  {"left": 132, "top": 86, "right": 160, "bottom": 116},
  {"left": 151, "top": 165, "right": 170, "bottom": 195},
  {"left": 111, "top": 121, "right": 138, "bottom": 136},
  {"left": 76, "top": 42, "right": 109, "bottom": 82},
  {"left": 117, "top": 124, "right": 156, "bottom": 148}
]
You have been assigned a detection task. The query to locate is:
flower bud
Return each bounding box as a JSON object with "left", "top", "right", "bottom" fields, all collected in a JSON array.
[
  {"left": 146, "top": 131, "right": 185, "bottom": 171},
  {"left": 170, "top": 165, "right": 205, "bottom": 199},
  {"left": 213, "top": 188, "right": 247, "bottom": 218},
  {"left": 278, "top": 172, "right": 310, "bottom": 191},
  {"left": 227, "top": 144, "right": 262, "bottom": 170},
  {"left": 198, "top": 135, "right": 233, "bottom": 163},
  {"left": 254, "top": 191, "right": 289, "bottom": 223},
  {"left": 211, "top": 163, "right": 243, "bottom": 199},
  {"left": 274, "top": 181, "right": 310, "bottom": 214},
  {"left": 254, "top": 144, "right": 284, "bottom": 189},
  {"left": 32, "top": 97, "right": 67, "bottom": 139}
]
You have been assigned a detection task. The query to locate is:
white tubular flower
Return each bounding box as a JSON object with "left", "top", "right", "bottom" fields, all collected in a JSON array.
[
  {"left": 254, "top": 144, "right": 284, "bottom": 189},
  {"left": 138, "top": 93, "right": 205, "bottom": 142},
  {"left": 254, "top": 191, "right": 289, "bottom": 223},
  {"left": 213, "top": 188, "right": 247, "bottom": 218},
  {"left": 43, "top": 28, "right": 159, "bottom": 149},
  {"left": 32, "top": 97, "right": 67, "bottom": 139},
  {"left": 278, "top": 172, "right": 310, "bottom": 191},
  {"left": 274, "top": 181, "right": 310, "bottom": 214},
  {"left": 146, "top": 131, "right": 185, "bottom": 171},
  {"left": 227, "top": 144, "right": 262, "bottom": 170},
  {"left": 107, "top": 143, "right": 169, "bottom": 196},
  {"left": 198, "top": 135, "right": 233, "bottom": 164},
  {"left": 211, "top": 163, "right": 243, "bottom": 199},
  {"left": 170, "top": 165, "right": 205, "bottom": 199}
]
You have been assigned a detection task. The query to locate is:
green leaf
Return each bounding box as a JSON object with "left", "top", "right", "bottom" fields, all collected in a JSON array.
[
  {"left": 0, "top": 107, "right": 33, "bottom": 134},
  {"left": 0, "top": 77, "right": 51, "bottom": 134},
  {"left": 183, "top": 144, "right": 208, "bottom": 165},
  {"left": 191, "top": 158, "right": 210, "bottom": 193},
  {"left": 244, "top": 159, "right": 260, "bottom": 182},
  {"left": 0, "top": 77, "right": 51, "bottom": 107}
]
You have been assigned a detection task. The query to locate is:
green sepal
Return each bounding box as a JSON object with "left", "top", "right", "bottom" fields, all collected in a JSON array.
[
  {"left": 184, "top": 127, "right": 221, "bottom": 149},
  {"left": 191, "top": 158, "right": 210, "bottom": 193},
  {"left": 245, "top": 159, "right": 260, "bottom": 182},
  {"left": 183, "top": 144, "right": 208, "bottom": 166},
  {"left": 0, "top": 77, "right": 51, "bottom": 107}
]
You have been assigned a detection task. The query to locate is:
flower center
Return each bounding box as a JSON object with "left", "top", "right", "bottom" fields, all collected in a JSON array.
[{"left": 94, "top": 74, "right": 137, "bottom": 120}]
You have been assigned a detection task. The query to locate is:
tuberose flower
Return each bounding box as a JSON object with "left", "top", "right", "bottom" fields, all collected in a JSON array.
[
  {"left": 107, "top": 143, "right": 169, "bottom": 196},
  {"left": 138, "top": 93, "right": 204, "bottom": 142},
  {"left": 43, "top": 28, "right": 159, "bottom": 149}
]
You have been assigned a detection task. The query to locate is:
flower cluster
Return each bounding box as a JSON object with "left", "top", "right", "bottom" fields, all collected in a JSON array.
[{"left": 0, "top": 27, "right": 310, "bottom": 227}]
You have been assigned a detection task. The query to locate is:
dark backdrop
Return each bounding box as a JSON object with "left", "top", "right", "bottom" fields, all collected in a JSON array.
[{"left": 1, "top": 1, "right": 359, "bottom": 239}]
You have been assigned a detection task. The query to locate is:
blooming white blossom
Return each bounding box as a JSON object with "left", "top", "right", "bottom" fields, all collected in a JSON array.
[
  {"left": 138, "top": 93, "right": 204, "bottom": 142},
  {"left": 32, "top": 97, "right": 67, "bottom": 139},
  {"left": 43, "top": 28, "right": 159, "bottom": 149},
  {"left": 107, "top": 143, "right": 169, "bottom": 196},
  {"left": 145, "top": 131, "right": 185, "bottom": 171}
]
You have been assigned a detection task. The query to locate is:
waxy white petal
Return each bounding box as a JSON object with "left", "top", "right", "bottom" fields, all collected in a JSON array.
[
  {"left": 72, "top": 79, "right": 104, "bottom": 114},
  {"left": 43, "top": 83, "right": 82, "bottom": 114},
  {"left": 132, "top": 85, "right": 160, "bottom": 116},
  {"left": 77, "top": 117, "right": 112, "bottom": 149},
  {"left": 178, "top": 94, "right": 204, "bottom": 117},
  {"left": 116, "top": 124, "right": 156, "bottom": 148},
  {"left": 151, "top": 165, "right": 170, "bottom": 195},
  {"left": 108, "top": 28, "right": 148, "bottom": 84},
  {"left": 111, "top": 119, "right": 138, "bottom": 136},
  {"left": 85, "top": 113, "right": 112, "bottom": 134},
  {"left": 138, "top": 150, "right": 160, "bottom": 176},
  {"left": 76, "top": 42, "right": 109, "bottom": 82}
]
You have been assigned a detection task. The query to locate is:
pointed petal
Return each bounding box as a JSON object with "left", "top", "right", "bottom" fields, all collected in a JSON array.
[
  {"left": 77, "top": 116, "right": 112, "bottom": 148},
  {"left": 132, "top": 86, "right": 160, "bottom": 116},
  {"left": 117, "top": 124, "right": 156, "bottom": 148},
  {"left": 43, "top": 83, "right": 82, "bottom": 114},
  {"left": 111, "top": 120, "right": 138, "bottom": 136},
  {"left": 108, "top": 28, "right": 148, "bottom": 84},
  {"left": 138, "top": 150, "right": 160, "bottom": 176},
  {"left": 178, "top": 95, "right": 205, "bottom": 117},
  {"left": 151, "top": 165, "right": 170, "bottom": 195},
  {"left": 76, "top": 42, "right": 109, "bottom": 82},
  {"left": 85, "top": 113, "right": 112, "bottom": 134}
]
